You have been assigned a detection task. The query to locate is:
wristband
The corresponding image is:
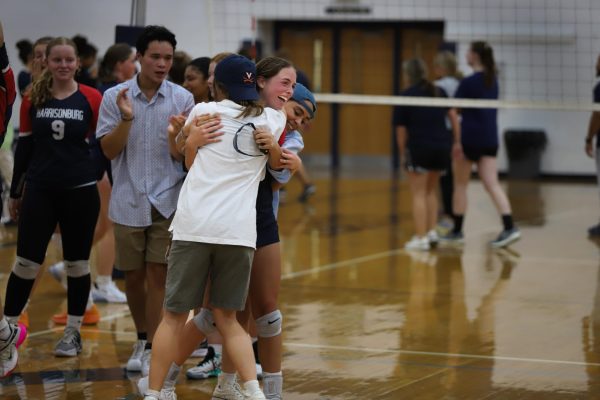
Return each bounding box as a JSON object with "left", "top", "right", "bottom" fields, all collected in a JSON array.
[{"left": 121, "top": 115, "right": 134, "bottom": 122}]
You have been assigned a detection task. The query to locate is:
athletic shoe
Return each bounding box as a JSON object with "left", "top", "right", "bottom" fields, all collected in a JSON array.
[
  {"left": 126, "top": 340, "right": 146, "bottom": 371},
  {"left": 404, "top": 236, "right": 430, "bottom": 251},
  {"left": 211, "top": 380, "right": 245, "bottom": 400},
  {"left": 427, "top": 229, "right": 439, "bottom": 245},
  {"left": 190, "top": 339, "right": 209, "bottom": 358},
  {"left": 242, "top": 388, "right": 267, "bottom": 400},
  {"left": 48, "top": 261, "right": 68, "bottom": 289},
  {"left": 137, "top": 376, "right": 177, "bottom": 399},
  {"left": 490, "top": 228, "right": 521, "bottom": 248},
  {"left": 298, "top": 184, "right": 316, "bottom": 203},
  {"left": 252, "top": 340, "right": 263, "bottom": 380},
  {"left": 186, "top": 346, "right": 221, "bottom": 379},
  {"left": 0, "top": 322, "right": 27, "bottom": 377},
  {"left": 54, "top": 327, "right": 82, "bottom": 357},
  {"left": 91, "top": 281, "right": 127, "bottom": 303},
  {"left": 141, "top": 348, "right": 151, "bottom": 376},
  {"left": 438, "top": 231, "right": 465, "bottom": 246},
  {"left": 51, "top": 304, "right": 100, "bottom": 325},
  {"left": 589, "top": 224, "right": 600, "bottom": 237},
  {"left": 435, "top": 218, "right": 454, "bottom": 236}
]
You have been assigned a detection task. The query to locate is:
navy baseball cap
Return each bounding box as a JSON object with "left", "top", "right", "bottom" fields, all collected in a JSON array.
[
  {"left": 214, "top": 55, "right": 259, "bottom": 102},
  {"left": 290, "top": 83, "right": 316, "bottom": 119}
]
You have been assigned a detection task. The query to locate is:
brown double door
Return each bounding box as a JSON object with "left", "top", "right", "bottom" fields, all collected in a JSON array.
[{"left": 276, "top": 23, "right": 444, "bottom": 166}]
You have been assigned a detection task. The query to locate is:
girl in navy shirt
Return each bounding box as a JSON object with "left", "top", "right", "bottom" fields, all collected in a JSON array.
[
  {"left": 440, "top": 41, "right": 520, "bottom": 248},
  {"left": 394, "top": 58, "right": 459, "bottom": 250},
  {"left": 4, "top": 37, "right": 101, "bottom": 357}
]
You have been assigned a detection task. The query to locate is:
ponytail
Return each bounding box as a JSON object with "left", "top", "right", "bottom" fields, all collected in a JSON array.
[
  {"left": 214, "top": 81, "right": 264, "bottom": 118},
  {"left": 471, "top": 41, "right": 496, "bottom": 88},
  {"left": 30, "top": 69, "right": 53, "bottom": 107}
]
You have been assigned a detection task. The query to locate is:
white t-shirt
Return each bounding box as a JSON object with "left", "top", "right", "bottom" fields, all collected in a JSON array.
[{"left": 170, "top": 99, "right": 286, "bottom": 248}]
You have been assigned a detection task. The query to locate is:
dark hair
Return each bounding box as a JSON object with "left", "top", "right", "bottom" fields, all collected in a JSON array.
[
  {"left": 135, "top": 25, "right": 177, "bottom": 55},
  {"left": 470, "top": 41, "right": 496, "bottom": 88},
  {"left": 16, "top": 39, "right": 33, "bottom": 64},
  {"left": 214, "top": 81, "right": 264, "bottom": 119},
  {"left": 188, "top": 57, "right": 210, "bottom": 79},
  {"left": 99, "top": 43, "right": 133, "bottom": 83},
  {"left": 402, "top": 58, "right": 441, "bottom": 97},
  {"left": 169, "top": 51, "right": 191, "bottom": 85},
  {"left": 72, "top": 35, "right": 97, "bottom": 59},
  {"left": 31, "top": 37, "right": 78, "bottom": 107},
  {"left": 256, "top": 56, "right": 294, "bottom": 88}
]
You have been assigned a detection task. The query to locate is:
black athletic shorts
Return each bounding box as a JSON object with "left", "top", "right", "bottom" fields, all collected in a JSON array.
[
  {"left": 405, "top": 145, "right": 451, "bottom": 172},
  {"left": 256, "top": 173, "right": 279, "bottom": 248},
  {"left": 462, "top": 145, "right": 498, "bottom": 162}
]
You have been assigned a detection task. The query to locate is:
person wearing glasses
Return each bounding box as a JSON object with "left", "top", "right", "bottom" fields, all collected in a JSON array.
[{"left": 144, "top": 54, "right": 285, "bottom": 400}]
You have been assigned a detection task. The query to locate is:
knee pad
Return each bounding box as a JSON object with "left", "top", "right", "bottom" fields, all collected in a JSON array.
[
  {"left": 255, "top": 310, "right": 282, "bottom": 338},
  {"left": 64, "top": 260, "right": 90, "bottom": 278},
  {"left": 12, "top": 256, "right": 41, "bottom": 280},
  {"left": 193, "top": 308, "right": 217, "bottom": 336}
]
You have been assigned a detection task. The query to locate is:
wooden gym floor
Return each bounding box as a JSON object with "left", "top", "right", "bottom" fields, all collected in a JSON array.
[{"left": 0, "top": 170, "right": 599, "bottom": 399}]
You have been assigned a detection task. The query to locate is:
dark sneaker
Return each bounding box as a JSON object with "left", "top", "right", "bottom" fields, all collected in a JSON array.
[
  {"left": 298, "top": 184, "right": 316, "bottom": 203},
  {"left": 186, "top": 346, "right": 221, "bottom": 379},
  {"left": 490, "top": 228, "right": 521, "bottom": 248},
  {"left": 438, "top": 231, "right": 465, "bottom": 246},
  {"left": 589, "top": 224, "right": 600, "bottom": 237},
  {"left": 54, "top": 327, "right": 82, "bottom": 357}
]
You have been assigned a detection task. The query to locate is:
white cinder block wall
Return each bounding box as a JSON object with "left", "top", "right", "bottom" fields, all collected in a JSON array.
[{"left": 4, "top": 0, "right": 600, "bottom": 174}]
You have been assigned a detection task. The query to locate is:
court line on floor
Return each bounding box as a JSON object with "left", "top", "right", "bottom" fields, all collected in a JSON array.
[
  {"left": 285, "top": 342, "right": 600, "bottom": 367},
  {"left": 27, "top": 310, "right": 132, "bottom": 339}
]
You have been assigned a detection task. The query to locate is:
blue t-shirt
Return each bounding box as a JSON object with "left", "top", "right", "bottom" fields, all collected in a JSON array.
[
  {"left": 455, "top": 72, "right": 499, "bottom": 148},
  {"left": 393, "top": 83, "right": 450, "bottom": 149},
  {"left": 594, "top": 81, "right": 600, "bottom": 148}
]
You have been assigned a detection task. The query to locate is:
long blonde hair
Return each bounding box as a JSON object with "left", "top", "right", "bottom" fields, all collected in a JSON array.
[{"left": 30, "top": 37, "right": 78, "bottom": 107}]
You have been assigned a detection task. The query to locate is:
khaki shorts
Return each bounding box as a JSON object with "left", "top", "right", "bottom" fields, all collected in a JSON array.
[
  {"left": 114, "top": 207, "right": 173, "bottom": 271},
  {"left": 164, "top": 240, "right": 254, "bottom": 313}
]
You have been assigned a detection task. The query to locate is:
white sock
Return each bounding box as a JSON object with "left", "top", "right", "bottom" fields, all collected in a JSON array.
[
  {"left": 0, "top": 318, "right": 10, "bottom": 341},
  {"left": 164, "top": 362, "right": 181, "bottom": 388},
  {"left": 66, "top": 315, "right": 83, "bottom": 331},
  {"left": 243, "top": 379, "right": 261, "bottom": 394},
  {"left": 218, "top": 372, "right": 236, "bottom": 385},
  {"left": 263, "top": 372, "right": 283, "bottom": 397},
  {"left": 86, "top": 293, "right": 94, "bottom": 311},
  {"left": 96, "top": 275, "right": 111, "bottom": 287},
  {"left": 212, "top": 343, "right": 222, "bottom": 355}
]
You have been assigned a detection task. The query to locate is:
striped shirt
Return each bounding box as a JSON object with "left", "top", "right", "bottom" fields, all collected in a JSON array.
[{"left": 96, "top": 76, "right": 194, "bottom": 227}]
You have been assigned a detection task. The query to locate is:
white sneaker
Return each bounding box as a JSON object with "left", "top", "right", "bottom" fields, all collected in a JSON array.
[
  {"left": 242, "top": 388, "right": 266, "bottom": 400},
  {"left": 48, "top": 261, "right": 67, "bottom": 290},
  {"left": 138, "top": 376, "right": 177, "bottom": 400},
  {"left": 404, "top": 236, "right": 430, "bottom": 251},
  {"left": 141, "top": 349, "right": 152, "bottom": 376},
  {"left": 92, "top": 281, "right": 127, "bottom": 303},
  {"left": 127, "top": 340, "right": 146, "bottom": 371},
  {"left": 0, "top": 323, "right": 27, "bottom": 377},
  {"left": 212, "top": 381, "right": 245, "bottom": 400},
  {"left": 427, "top": 229, "right": 439, "bottom": 245}
]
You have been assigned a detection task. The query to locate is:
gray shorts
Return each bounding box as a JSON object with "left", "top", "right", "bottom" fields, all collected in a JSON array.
[
  {"left": 113, "top": 207, "right": 173, "bottom": 271},
  {"left": 164, "top": 240, "right": 254, "bottom": 313}
]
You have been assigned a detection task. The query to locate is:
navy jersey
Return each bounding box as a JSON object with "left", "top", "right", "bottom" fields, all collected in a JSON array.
[
  {"left": 393, "top": 84, "right": 451, "bottom": 149},
  {"left": 594, "top": 81, "right": 600, "bottom": 148},
  {"left": 12, "top": 84, "right": 102, "bottom": 197},
  {"left": 455, "top": 72, "right": 499, "bottom": 148}
]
